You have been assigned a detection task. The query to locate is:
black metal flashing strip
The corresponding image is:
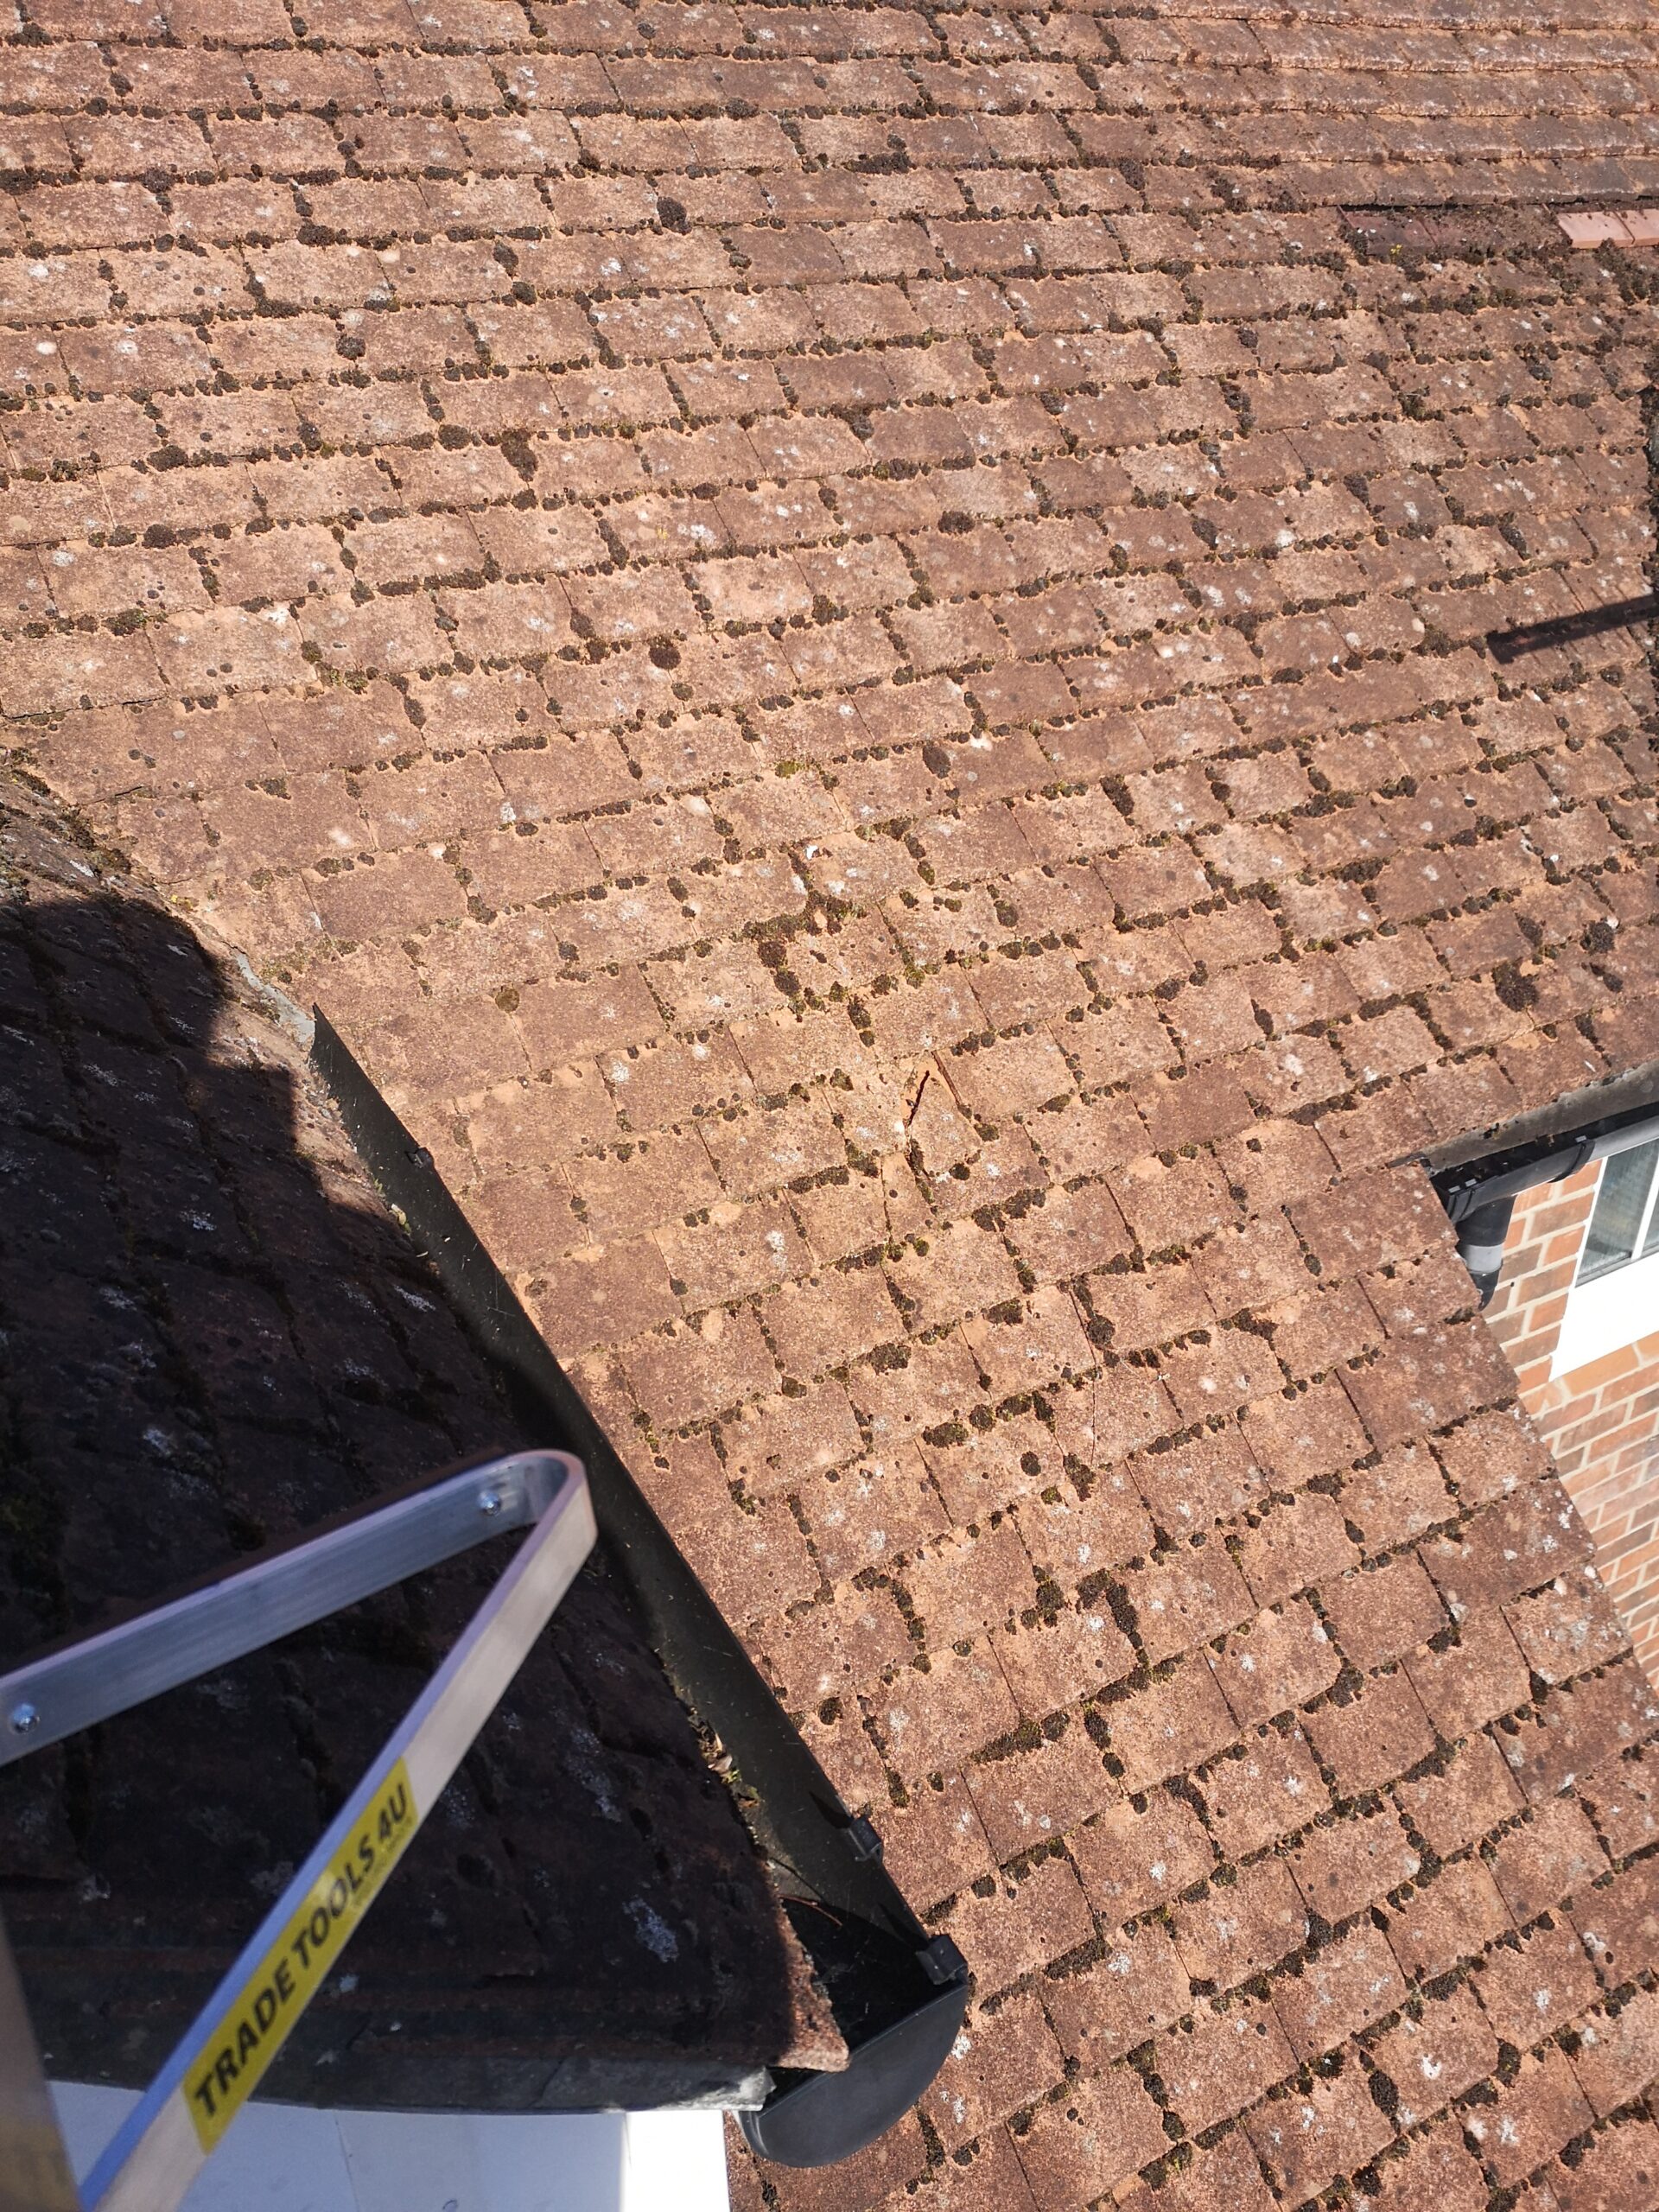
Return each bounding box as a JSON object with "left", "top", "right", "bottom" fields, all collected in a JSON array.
[
  {"left": 1486, "top": 591, "right": 1659, "bottom": 663},
  {"left": 310, "top": 1014, "right": 968, "bottom": 2169}
]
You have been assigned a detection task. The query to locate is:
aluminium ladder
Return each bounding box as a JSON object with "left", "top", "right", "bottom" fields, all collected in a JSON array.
[{"left": 0, "top": 1450, "right": 594, "bottom": 2212}]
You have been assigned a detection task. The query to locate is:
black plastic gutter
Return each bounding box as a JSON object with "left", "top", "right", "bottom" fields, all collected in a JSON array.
[
  {"left": 311, "top": 1013, "right": 968, "bottom": 2169},
  {"left": 1431, "top": 1089, "right": 1659, "bottom": 1306}
]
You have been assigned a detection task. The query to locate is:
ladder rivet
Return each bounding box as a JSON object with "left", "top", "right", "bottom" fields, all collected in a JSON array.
[
  {"left": 9, "top": 1703, "right": 39, "bottom": 1736},
  {"left": 477, "top": 1489, "right": 503, "bottom": 1516}
]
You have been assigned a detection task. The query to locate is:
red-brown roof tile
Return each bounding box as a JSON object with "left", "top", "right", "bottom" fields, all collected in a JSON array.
[{"left": 9, "top": 0, "right": 1659, "bottom": 2199}]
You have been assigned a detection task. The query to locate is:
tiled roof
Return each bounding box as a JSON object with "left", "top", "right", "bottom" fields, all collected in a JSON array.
[
  {"left": 7, "top": 3, "right": 1659, "bottom": 2204},
  {"left": 0, "top": 772, "right": 837, "bottom": 2109}
]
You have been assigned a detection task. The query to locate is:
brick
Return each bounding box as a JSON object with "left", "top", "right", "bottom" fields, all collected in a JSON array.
[
  {"left": 1476, "top": 1916, "right": 1601, "bottom": 2053},
  {"left": 1465, "top": 2044, "right": 1593, "bottom": 2186},
  {"left": 1248, "top": 2068, "right": 1392, "bottom": 2205},
  {"left": 1171, "top": 1857, "right": 1307, "bottom": 1993},
  {"left": 1290, "top": 1805, "right": 1421, "bottom": 1929},
  {"left": 1210, "top": 1599, "right": 1341, "bottom": 1727},
  {"left": 1103, "top": 1660, "right": 1237, "bottom": 1795},
  {"left": 1322, "top": 1554, "right": 1447, "bottom": 1672},
  {"left": 1275, "top": 1919, "right": 1406, "bottom": 2061},
  {"left": 1395, "top": 1730, "right": 1525, "bottom": 1859},
  {"left": 1389, "top": 1857, "right": 1514, "bottom": 1985},
  {"left": 1045, "top": 1918, "right": 1190, "bottom": 2069},
  {"left": 1011, "top": 2063, "right": 1168, "bottom": 2209},
  {"left": 1544, "top": 2115, "right": 1659, "bottom": 2212},
  {"left": 1069, "top": 1787, "right": 1215, "bottom": 1932}
]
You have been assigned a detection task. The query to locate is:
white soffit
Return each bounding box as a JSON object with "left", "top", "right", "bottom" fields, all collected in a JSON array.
[{"left": 51, "top": 2082, "right": 733, "bottom": 2212}]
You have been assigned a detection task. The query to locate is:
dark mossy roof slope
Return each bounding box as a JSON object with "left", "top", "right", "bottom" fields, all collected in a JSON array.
[{"left": 0, "top": 772, "right": 836, "bottom": 2113}]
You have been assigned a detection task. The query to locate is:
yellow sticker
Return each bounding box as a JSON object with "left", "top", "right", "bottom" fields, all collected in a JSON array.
[{"left": 184, "top": 1759, "right": 418, "bottom": 2151}]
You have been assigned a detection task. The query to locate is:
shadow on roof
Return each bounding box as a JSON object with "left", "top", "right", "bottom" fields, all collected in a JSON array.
[{"left": 0, "top": 794, "right": 821, "bottom": 2113}]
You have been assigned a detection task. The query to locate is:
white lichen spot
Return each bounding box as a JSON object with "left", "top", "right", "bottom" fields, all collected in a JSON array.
[{"left": 626, "top": 1898, "right": 679, "bottom": 1963}]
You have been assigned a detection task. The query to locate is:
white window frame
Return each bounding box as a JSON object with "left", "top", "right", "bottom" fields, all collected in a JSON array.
[{"left": 1550, "top": 1146, "right": 1659, "bottom": 1377}]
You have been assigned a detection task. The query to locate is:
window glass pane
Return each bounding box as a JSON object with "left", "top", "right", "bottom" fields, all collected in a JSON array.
[{"left": 1580, "top": 1141, "right": 1659, "bottom": 1281}]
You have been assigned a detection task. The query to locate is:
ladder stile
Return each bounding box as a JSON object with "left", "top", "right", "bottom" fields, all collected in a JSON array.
[
  {"left": 0, "top": 1451, "right": 594, "bottom": 2212},
  {"left": 0, "top": 1915, "right": 79, "bottom": 2212}
]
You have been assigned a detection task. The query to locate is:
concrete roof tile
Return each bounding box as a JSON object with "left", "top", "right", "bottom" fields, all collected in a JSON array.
[{"left": 13, "top": 6, "right": 1659, "bottom": 2195}]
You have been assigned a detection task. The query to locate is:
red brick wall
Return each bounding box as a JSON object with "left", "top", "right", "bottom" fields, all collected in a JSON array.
[{"left": 1487, "top": 1162, "right": 1659, "bottom": 1676}]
